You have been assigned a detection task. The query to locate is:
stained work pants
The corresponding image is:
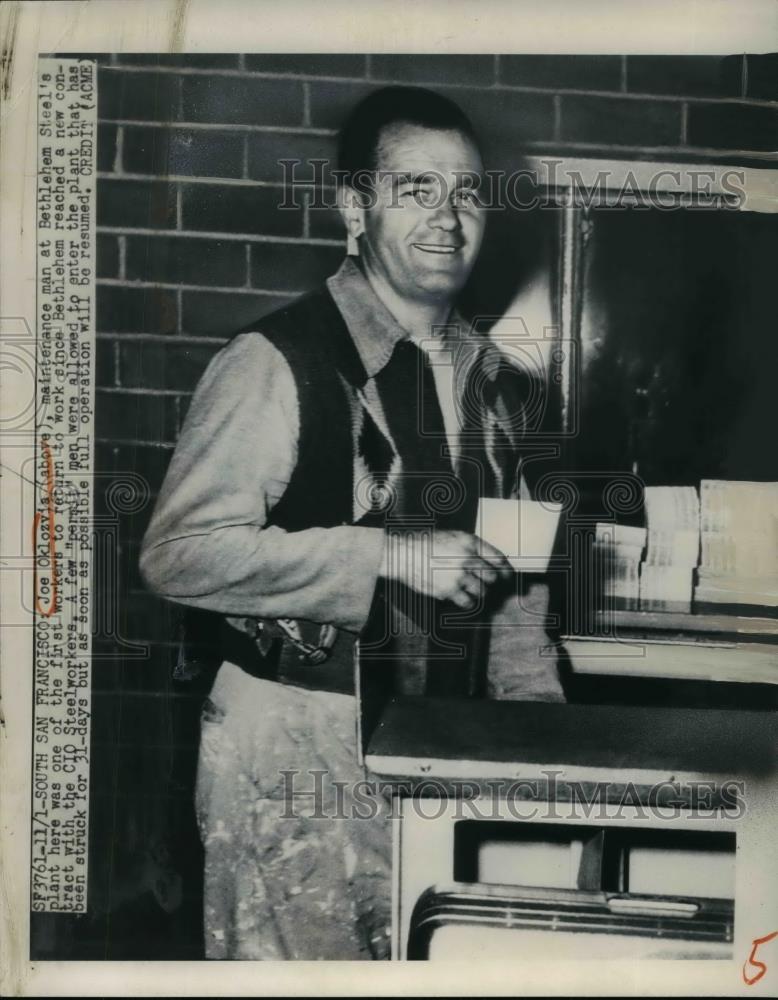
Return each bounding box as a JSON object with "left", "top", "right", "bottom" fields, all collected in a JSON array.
[{"left": 195, "top": 662, "right": 393, "bottom": 960}]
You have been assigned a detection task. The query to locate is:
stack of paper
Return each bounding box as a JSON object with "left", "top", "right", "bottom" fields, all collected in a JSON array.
[
  {"left": 638, "top": 486, "right": 700, "bottom": 613},
  {"left": 696, "top": 480, "right": 778, "bottom": 607},
  {"left": 593, "top": 523, "right": 647, "bottom": 609}
]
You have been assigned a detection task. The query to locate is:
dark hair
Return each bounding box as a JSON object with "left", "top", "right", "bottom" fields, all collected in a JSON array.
[{"left": 336, "top": 85, "right": 479, "bottom": 185}]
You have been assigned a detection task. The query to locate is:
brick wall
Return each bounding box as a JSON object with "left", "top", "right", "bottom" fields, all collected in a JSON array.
[{"left": 37, "top": 51, "right": 777, "bottom": 958}]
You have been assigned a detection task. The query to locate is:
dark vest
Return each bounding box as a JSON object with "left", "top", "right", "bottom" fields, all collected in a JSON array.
[{"left": 173, "top": 284, "right": 548, "bottom": 697}]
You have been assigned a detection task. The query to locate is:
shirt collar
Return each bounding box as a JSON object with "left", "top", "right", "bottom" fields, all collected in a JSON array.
[{"left": 326, "top": 256, "right": 473, "bottom": 378}]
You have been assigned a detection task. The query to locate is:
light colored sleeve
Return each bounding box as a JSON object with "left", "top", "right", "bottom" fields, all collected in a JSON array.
[{"left": 139, "top": 331, "right": 385, "bottom": 634}]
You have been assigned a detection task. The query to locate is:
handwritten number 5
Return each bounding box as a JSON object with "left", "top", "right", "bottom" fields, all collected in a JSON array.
[{"left": 743, "top": 931, "right": 778, "bottom": 986}]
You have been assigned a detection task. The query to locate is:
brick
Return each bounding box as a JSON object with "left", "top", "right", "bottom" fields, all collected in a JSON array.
[
  {"left": 95, "top": 337, "right": 116, "bottom": 387},
  {"left": 109, "top": 596, "right": 176, "bottom": 652},
  {"left": 116, "top": 53, "right": 241, "bottom": 69},
  {"left": 95, "top": 388, "right": 178, "bottom": 443},
  {"left": 98, "top": 179, "right": 177, "bottom": 229},
  {"left": 307, "top": 202, "right": 346, "bottom": 241},
  {"left": 119, "top": 341, "right": 219, "bottom": 391},
  {"left": 626, "top": 55, "right": 743, "bottom": 99},
  {"left": 499, "top": 54, "right": 622, "bottom": 92},
  {"left": 456, "top": 89, "right": 556, "bottom": 166},
  {"left": 249, "top": 241, "right": 344, "bottom": 292},
  {"left": 97, "top": 234, "right": 120, "bottom": 278},
  {"left": 181, "top": 75, "right": 303, "bottom": 126},
  {"left": 107, "top": 656, "right": 174, "bottom": 696},
  {"left": 247, "top": 130, "right": 338, "bottom": 184},
  {"left": 121, "top": 539, "right": 153, "bottom": 595},
  {"left": 122, "top": 125, "right": 245, "bottom": 178},
  {"left": 92, "top": 478, "right": 150, "bottom": 523},
  {"left": 371, "top": 54, "right": 495, "bottom": 87},
  {"left": 97, "top": 285, "right": 178, "bottom": 334},
  {"left": 128, "top": 503, "right": 165, "bottom": 546},
  {"left": 245, "top": 54, "right": 367, "bottom": 77},
  {"left": 176, "top": 394, "right": 193, "bottom": 432},
  {"left": 181, "top": 182, "right": 303, "bottom": 237},
  {"left": 88, "top": 738, "right": 121, "bottom": 797},
  {"left": 115, "top": 676, "right": 183, "bottom": 732},
  {"left": 90, "top": 655, "right": 125, "bottom": 692},
  {"left": 118, "top": 539, "right": 155, "bottom": 596},
  {"left": 96, "top": 628, "right": 149, "bottom": 691},
  {"left": 115, "top": 741, "right": 199, "bottom": 794},
  {"left": 115, "top": 686, "right": 205, "bottom": 729},
  {"left": 91, "top": 692, "right": 123, "bottom": 745},
  {"left": 308, "top": 81, "right": 377, "bottom": 128},
  {"left": 459, "top": 88, "right": 556, "bottom": 142},
  {"left": 125, "top": 234, "right": 247, "bottom": 287},
  {"left": 99, "top": 69, "right": 180, "bottom": 122},
  {"left": 560, "top": 95, "right": 682, "bottom": 146},
  {"left": 745, "top": 53, "right": 778, "bottom": 102},
  {"left": 527, "top": 139, "right": 756, "bottom": 165},
  {"left": 181, "top": 289, "right": 294, "bottom": 336},
  {"left": 313, "top": 82, "right": 556, "bottom": 152},
  {"left": 127, "top": 497, "right": 165, "bottom": 548},
  {"left": 687, "top": 102, "right": 778, "bottom": 152},
  {"left": 91, "top": 495, "right": 155, "bottom": 556},
  {"left": 112, "top": 444, "right": 173, "bottom": 496},
  {"left": 94, "top": 440, "right": 118, "bottom": 475},
  {"left": 97, "top": 122, "right": 119, "bottom": 172},
  {"left": 114, "top": 686, "right": 204, "bottom": 747}
]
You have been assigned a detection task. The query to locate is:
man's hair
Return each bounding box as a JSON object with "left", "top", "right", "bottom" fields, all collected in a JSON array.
[{"left": 336, "top": 85, "right": 479, "bottom": 185}]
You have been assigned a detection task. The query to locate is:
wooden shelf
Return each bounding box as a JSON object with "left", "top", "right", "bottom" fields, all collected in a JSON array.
[
  {"left": 589, "top": 608, "right": 778, "bottom": 639},
  {"left": 563, "top": 636, "right": 778, "bottom": 686}
]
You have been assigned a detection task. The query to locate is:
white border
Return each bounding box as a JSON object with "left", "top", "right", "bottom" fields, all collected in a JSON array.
[{"left": 2, "top": 1, "right": 777, "bottom": 996}]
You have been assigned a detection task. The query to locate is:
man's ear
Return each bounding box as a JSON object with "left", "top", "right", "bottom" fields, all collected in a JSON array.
[{"left": 337, "top": 184, "right": 365, "bottom": 256}]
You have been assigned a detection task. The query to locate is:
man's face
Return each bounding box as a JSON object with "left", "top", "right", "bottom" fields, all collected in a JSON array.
[{"left": 357, "top": 122, "right": 486, "bottom": 306}]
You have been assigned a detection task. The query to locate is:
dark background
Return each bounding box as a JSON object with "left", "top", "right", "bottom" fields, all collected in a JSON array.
[
  {"left": 31, "top": 51, "right": 778, "bottom": 959},
  {"left": 577, "top": 207, "right": 778, "bottom": 485}
]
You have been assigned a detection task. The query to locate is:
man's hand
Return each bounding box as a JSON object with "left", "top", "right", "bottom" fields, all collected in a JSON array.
[{"left": 379, "top": 529, "right": 512, "bottom": 610}]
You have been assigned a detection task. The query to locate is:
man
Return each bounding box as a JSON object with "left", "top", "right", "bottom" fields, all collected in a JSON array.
[{"left": 140, "top": 86, "right": 564, "bottom": 961}]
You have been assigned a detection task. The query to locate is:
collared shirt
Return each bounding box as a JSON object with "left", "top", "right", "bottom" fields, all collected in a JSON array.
[{"left": 328, "top": 256, "right": 482, "bottom": 466}]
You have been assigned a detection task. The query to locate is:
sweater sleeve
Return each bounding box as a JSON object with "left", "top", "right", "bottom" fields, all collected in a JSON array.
[{"left": 139, "top": 331, "right": 385, "bottom": 634}]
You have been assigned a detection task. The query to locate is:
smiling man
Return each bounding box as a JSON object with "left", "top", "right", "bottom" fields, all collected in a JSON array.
[
  {"left": 343, "top": 116, "right": 484, "bottom": 316},
  {"left": 140, "top": 86, "right": 565, "bottom": 962}
]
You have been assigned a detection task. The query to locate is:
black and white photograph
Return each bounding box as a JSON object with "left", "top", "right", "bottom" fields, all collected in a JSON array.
[{"left": 1, "top": 0, "right": 777, "bottom": 995}]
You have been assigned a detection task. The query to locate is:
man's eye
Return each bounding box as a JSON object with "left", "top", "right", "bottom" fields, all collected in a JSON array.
[
  {"left": 453, "top": 188, "right": 480, "bottom": 208},
  {"left": 400, "top": 187, "right": 438, "bottom": 206}
]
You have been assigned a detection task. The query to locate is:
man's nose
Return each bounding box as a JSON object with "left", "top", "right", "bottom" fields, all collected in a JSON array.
[{"left": 427, "top": 196, "right": 460, "bottom": 231}]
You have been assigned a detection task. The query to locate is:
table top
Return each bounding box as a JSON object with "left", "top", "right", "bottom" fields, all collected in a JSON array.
[{"left": 365, "top": 697, "right": 777, "bottom": 786}]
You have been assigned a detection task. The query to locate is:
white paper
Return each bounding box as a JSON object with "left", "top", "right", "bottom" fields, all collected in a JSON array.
[{"left": 476, "top": 497, "right": 563, "bottom": 572}]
